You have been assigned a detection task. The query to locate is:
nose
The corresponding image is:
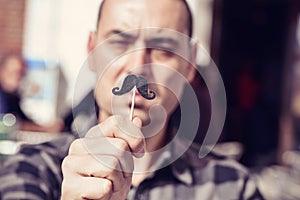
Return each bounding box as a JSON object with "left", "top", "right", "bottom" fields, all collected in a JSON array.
[{"left": 126, "top": 48, "right": 151, "bottom": 76}]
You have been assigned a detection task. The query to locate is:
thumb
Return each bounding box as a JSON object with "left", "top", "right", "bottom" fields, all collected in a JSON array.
[{"left": 132, "top": 117, "right": 142, "bottom": 128}]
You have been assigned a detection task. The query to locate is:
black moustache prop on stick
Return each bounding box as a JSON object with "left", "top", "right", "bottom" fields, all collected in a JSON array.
[{"left": 112, "top": 74, "right": 156, "bottom": 120}]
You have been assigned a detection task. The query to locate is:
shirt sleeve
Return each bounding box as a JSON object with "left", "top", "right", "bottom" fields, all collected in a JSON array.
[
  {"left": 0, "top": 135, "right": 74, "bottom": 200},
  {"left": 240, "top": 175, "right": 265, "bottom": 200}
]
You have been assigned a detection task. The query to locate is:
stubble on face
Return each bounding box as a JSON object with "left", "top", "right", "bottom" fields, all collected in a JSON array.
[{"left": 91, "top": 0, "right": 193, "bottom": 122}]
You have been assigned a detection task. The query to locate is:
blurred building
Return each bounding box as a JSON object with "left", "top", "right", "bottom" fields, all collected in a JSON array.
[{"left": 0, "top": 0, "right": 26, "bottom": 56}]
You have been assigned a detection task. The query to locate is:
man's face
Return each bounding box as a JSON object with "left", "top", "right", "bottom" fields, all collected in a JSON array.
[{"left": 89, "top": 0, "right": 195, "bottom": 125}]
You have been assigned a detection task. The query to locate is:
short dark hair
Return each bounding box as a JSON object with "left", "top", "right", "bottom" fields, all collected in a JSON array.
[{"left": 96, "top": 0, "right": 193, "bottom": 37}]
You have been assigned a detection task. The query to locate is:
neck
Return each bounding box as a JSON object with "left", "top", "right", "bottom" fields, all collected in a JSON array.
[
  {"left": 131, "top": 119, "right": 169, "bottom": 186},
  {"left": 98, "top": 110, "right": 109, "bottom": 123},
  {"left": 98, "top": 111, "right": 170, "bottom": 186}
]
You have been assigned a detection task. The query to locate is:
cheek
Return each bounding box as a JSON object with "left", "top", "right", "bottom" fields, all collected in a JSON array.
[
  {"left": 94, "top": 64, "right": 125, "bottom": 108},
  {"left": 151, "top": 64, "right": 187, "bottom": 97},
  {"left": 152, "top": 55, "right": 190, "bottom": 77},
  {"left": 95, "top": 72, "right": 113, "bottom": 107},
  {"left": 149, "top": 63, "right": 187, "bottom": 114},
  {"left": 154, "top": 85, "right": 180, "bottom": 114}
]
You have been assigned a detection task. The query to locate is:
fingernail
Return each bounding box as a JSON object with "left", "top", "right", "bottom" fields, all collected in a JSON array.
[{"left": 132, "top": 117, "right": 142, "bottom": 128}]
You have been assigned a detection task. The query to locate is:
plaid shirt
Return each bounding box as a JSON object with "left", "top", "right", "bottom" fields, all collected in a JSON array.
[
  {"left": 0, "top": 102, "right": 264, "bottom": 200},
  {"left": 0, "top": 132, "right": 264, "bottom": 200}
]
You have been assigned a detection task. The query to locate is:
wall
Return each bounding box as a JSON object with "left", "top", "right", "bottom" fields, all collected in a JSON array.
[
  {"left": 23, "top": 0, "right": 100, "bottom": 106},
  {"left": 0, "top": 0, "right": 26, "bottom": 57}
]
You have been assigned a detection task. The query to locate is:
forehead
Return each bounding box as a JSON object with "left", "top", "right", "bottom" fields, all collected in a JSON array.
[{"left": 98, "top": 0, "right": 190, "bottom": 37}]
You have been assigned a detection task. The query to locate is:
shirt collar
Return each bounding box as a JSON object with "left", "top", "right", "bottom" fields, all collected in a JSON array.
[
  {"left": 149, "top": 137, "right": 195, "bottom": 186},
  {"left": 152, "top": 133, "right": 215, "bottom": 186}
]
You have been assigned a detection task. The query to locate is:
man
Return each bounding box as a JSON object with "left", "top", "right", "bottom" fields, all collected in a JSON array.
[
  {"left": 0, "top": 53, "right": 63, "bottom": 132},
  {"left": 0, "top": 0, "right": 264, "bottom": 199},
  {"left": 0, "top": 53, "right": 28, "bottom": 117}
]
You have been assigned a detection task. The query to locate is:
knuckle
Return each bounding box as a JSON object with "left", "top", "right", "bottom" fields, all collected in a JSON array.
[
  {"left": 131, "top": 138, "right": 143, "bottom": 150},
  {"left": 84, "top": 160, "right": 97, "bottom": 177},
  {"left": 68, "top": 139, "right": 84, "bottom": 154},
  {"left": 109, "top": 115, "right": 120, "bottom": 125},
  {"left": 114, "top": 139, "right": 129, "bottom": 152},
  {"left": 86, "top": 125, "right": 101, "bottom": 137},
  {"left": 126, "top": 137, "right": 144, "bottom": 154},
  {"left": 61, "top": 179, "right": 76, "bottom": 199},
  {"left": 61, "top": 156, "right": 73, "bottom": 174},
  {"left": 112, "top": 115, "right": 126, "bottom": 128},
  {"left": 104, "top": 155, "right": 119, "bottom": 169},
  {"left": 102, "top": 179, "right": 113, "bottom": 194},
  {"left": 108, "top": 155, "right": 119, "bottom": 167},
  {"left": 104, "top": 165, "right": 115, "bottom": 174},
  {"left": 113, "top": 114, "right": 124, "bottom": 122}
]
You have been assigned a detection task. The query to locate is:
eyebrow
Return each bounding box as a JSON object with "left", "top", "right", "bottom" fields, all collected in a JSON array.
[
  {"left": 107, "top": 30, "right": 137, "bottom": 41},
  {"left": 147, "top": 37, "right": 180, "bottom": 49},
  {"left": 105, "top": 30, "right": 181, "bottom": 49}
]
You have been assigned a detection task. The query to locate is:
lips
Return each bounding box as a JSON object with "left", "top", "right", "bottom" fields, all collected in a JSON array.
[
  {"left": 129, "top": 94, "right": 144, "bottom": 109},
  {"left": 127, "top": 90, "right": 143, "bottom": 102},
  {"left": 129, "top": 102, "right": 144, "bottom": 109}
]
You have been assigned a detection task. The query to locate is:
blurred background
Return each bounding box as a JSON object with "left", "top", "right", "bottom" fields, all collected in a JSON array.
[{"left": 1, "top": 0, "right": 300, "bottom": 199}]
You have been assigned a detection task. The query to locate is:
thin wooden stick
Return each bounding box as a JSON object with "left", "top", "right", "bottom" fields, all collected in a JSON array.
[{"left": 130, "top": 86, "right": 137, "bottom": 121}]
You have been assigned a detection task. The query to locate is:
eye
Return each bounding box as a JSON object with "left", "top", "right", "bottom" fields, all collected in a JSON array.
[
  {"left": 151, "top": 48, "right": 175, "bottom": 61},
  {"left": 108, "top": 39, "right": 132, "bottom": 53}
]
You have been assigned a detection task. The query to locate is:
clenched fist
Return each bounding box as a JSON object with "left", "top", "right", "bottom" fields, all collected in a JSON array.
[{"left": 61, "top": 115, "right": 145, "bottom": 200}]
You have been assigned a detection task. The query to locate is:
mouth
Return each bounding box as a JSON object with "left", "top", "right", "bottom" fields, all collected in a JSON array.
[
  {"left": 129, "top": 102, "right": 144, "bottom": 110},
  {"left": 127, "top": 89, "right": 155, "bottom": 112}
]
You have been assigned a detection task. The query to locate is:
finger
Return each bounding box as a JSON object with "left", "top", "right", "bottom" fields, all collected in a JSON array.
[
  {"left": 62, "top": 154, "right": 131, "bottom": 191},
  {"left": 61, "top": 176, "right": 112, "bottom": 200},
  {"left": 68, "top": 137, "right": 134, "bottom": 174},
  {"left": 86, "top": 115, "right": 145, "bottom": 157}
]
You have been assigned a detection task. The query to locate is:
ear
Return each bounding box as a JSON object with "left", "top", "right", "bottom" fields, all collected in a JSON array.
[
  {"left": 87, "top": 31, "right": 97, "bottom": 53},
  {"left": 87, "top": 32, "right": 97, "bottom": 71},
  {"left": 186, "top": 42, "right": 197, "bottom": 83}
]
